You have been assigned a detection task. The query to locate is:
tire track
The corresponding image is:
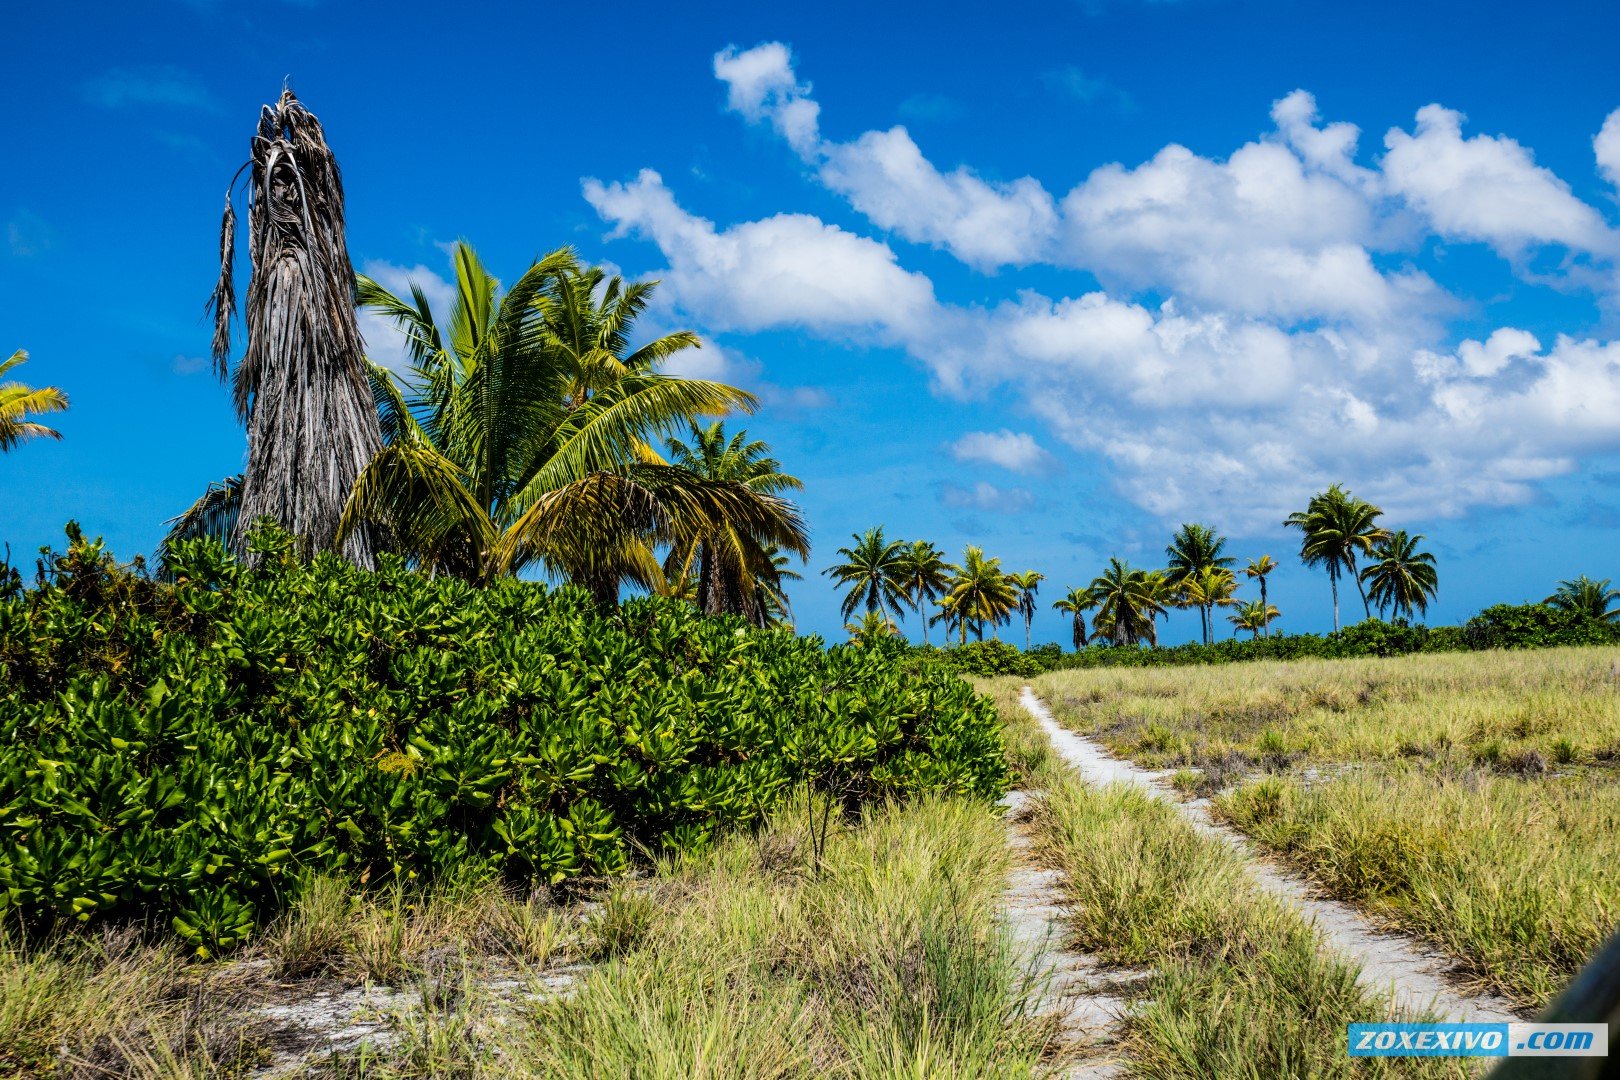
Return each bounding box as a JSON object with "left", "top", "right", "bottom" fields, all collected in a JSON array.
[{"left": 1019, "top": 685, "right": 1521, "bottom": 1025}]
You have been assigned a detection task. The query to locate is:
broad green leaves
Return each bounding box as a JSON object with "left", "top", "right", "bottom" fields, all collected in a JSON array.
[{"left": 0, "top": 530, "right": 1007, "bottom": 956}]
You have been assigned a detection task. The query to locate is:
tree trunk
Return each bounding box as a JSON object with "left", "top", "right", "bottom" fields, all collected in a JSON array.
[
  {"left": 1260, "top": 578, "right": 1269, "bottom": 637},
  {"left": 1025, "top": 614, "right": 1032, "bottom": 651},
  {"left": 1351, "top": 558, "right": 1371, "bottom": 619},
  {"left": 1330, "top": 567, "right": 1341, "bottom": 632},
  {"left": 920, "top": 592, "right": 929, "bottom": 646}
]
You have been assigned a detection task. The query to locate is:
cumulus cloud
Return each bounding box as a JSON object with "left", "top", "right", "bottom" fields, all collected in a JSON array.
[
  {"left": 1598, "top": 108, "right": 1620, "bottom": 190},
  {"left": 1382, "top": 104, "right": 1618, "bottom": 259},
  {"left": 585, "top": 171, "right": 1620, "bottom": 527},
  {"left": 713, "top": 43, "right": 820, "bottom": 158},
  {"left": 715, "top": 43, "right": 1057, "bottom": 270},
  {"left": 950, "top": 430, "right": 1055, "bottom": 473},
  {"left": 583, "top": 169, "right": 939, "bottom": 340}
]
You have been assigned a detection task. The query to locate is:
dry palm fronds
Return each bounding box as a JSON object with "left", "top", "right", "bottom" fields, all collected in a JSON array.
[{"left": 210, "top": 88, "right": 382, "bottom": 566}]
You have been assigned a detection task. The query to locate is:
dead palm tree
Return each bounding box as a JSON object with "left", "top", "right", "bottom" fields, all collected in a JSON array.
[
  {"left": 0, "top": 351, "right": 68, "bottom": 451},
  {"left": 203, "top": 88, "right": 384, "bottom": 565}
]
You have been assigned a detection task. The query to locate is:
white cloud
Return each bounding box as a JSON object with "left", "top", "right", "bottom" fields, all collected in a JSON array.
[
  {"left": 585, "top": 174, "right": 1620, "bottom": 528},
  {"left": 950, "top": 430, "right": 1054, "bottom": 473},
  {"left": 583, "top": 169, "right": 938, "bottom": 340},
  {"left": 820, "top": 128, "right": 1058, "bottom": 270},
  {"left": 941, "top": 480, "right": 1036, "bottom": 513},
  {"left": 356, "top": 259, "right": 456, "bottom": 374},
  {"left": 713, "top": 43, "right": 820, "bottom": 158},
  {"left": 1382, "top": 104, "right": 1618, "bottom": 258},
  {"left": 1597, "top": 107, "right": 1620, "bottom": 190}
]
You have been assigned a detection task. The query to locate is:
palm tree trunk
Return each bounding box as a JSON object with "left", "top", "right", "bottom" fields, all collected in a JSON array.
[
  {"left": 920, "top": 591, "right": 929, "bottom": 646},
  {"left": 1329, "top": 567, "right": 1341, "bottom": 632},
  {"left": 1260, "top": 578, "right": 1269, "bottom": 637},
  {"left": 1351, "top": 558, "right": 1371, "bottom": 620},
  {"left": 1025, "top": 613, "right": 1032, "bottom": 651}
]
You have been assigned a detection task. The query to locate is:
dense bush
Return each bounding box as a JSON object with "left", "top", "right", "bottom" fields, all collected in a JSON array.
[
  {"left": 1046, "top": 610, "right": 1618, "bottom": 670},
  {"left": 920, "top": 640, "right": 1052, "bottom": 677},
  {"left": 0, "top": 527, "right": 1007, "bottom": 955}
]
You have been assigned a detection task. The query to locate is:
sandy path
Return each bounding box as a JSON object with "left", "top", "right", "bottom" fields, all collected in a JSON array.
[
  {"left": 999, "top": 789, "right": 1143, "bottom": 1078},
  {"left": 1019, "top": 686, "right": 1521, "bottom": 1025}
]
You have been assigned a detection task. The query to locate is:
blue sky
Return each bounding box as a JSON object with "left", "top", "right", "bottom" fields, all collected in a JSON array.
[{"left": 5, "top": 0, "right": 1620, "bottom": 646}]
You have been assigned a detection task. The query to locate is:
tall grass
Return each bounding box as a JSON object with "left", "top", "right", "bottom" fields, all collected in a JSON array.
[
  {"left": 499, "top": 794, "right": 1046, "bottom": 1079},
  {"left": 1031, "top": 646, "right": 1620, "bottom": 1015},
  {"left": 990, "top": 679, "right": 1471, "bottom": 1079},
  {"left": 1218, "top": 766, "right": 1620, "bottom": 1009},
  {"left": 1033, "top": 646, "right": 1620, "bottom": 769}
]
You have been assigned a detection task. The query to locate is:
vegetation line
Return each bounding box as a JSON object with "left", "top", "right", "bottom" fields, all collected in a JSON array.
[{"left": 1017, "top": 685, "right": 1523, "bottom": 1025}]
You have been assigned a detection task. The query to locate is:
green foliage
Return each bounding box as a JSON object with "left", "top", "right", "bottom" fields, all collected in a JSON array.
[
  {"left": 1462, "top": 603, "right": 1620, "bottom": 651},
  {"left": 1047, "top": 610, "right": 1620, "bottom": 670},
  {"left": 0, "top": 527, "right": 1007, "bottom": 956}
]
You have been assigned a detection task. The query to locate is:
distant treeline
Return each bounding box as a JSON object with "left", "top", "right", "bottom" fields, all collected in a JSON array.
[{"left": 911, "top": 603, "right": 1620, "bottom": 678}]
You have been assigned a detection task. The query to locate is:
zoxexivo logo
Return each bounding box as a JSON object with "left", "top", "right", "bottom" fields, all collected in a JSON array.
[{"left": 1349, "top": 1023, "right": 1609, "bottom": 1058}]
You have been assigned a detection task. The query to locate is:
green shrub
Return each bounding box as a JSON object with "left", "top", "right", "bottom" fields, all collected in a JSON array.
[
  {"left": 1461, "top": 603, "right": 1620, "bottom": 651},
  {"left": 0, "top": 527, "right": 1007, "bottom": 955}
]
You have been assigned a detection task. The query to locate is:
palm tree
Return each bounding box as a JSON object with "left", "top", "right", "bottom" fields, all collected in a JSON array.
[
  {"left": 1051, "top": 586, "right": 1090, "bottom": 650},
  {"left": 1080, "top": 558, "right": 1170, "bottom": 647},
  {"left": 665, "top": 421, "right": 806, "bottom": 626},
  {"left": 1228, "top": 599, "right": 1281, "bottom": 638},
  {"left": 1008, "top": 570, "right": 1045, "bottom": 650},
  {"left": 846, "top": 610, "right": 901, "bottom": 645},
  {"left": 1361, "top": 531, "right": 1439, "bottom": 621},
  {"left": 334, "top": 244, "right": 805, "bottom": 601},
  {"left": 896, "top": 540, "right": 953, "bottom": 645},
  {"left": 1180, "top": 565, "right": 1240, "bottom": 639},
  {"left": 1243, "top": 555, "right": 1278, "bottom": 636},
  {"left": 941, "top": 547, "right": 1019, "bottom": 643},
  {"left": 824, "top": 527, "right": 910, "bottom": 623},
  {"left": 1283, "top": 484, "right": 1387, "bottom": 631},
  {"left": 1166, "top": 523, "right": 1234, "bottom": 644},
  {"left": 206, "top": 89, "right": 385, "bottom": 566},
  {"left": 1545, "top": 576, "right": 1620, "bottom": 622},
  {"left": 758, "top": 544, "right": 803, "bottom": 629},
  {"left": 0, "top": 351, "right": 68, "bottom": 451}
]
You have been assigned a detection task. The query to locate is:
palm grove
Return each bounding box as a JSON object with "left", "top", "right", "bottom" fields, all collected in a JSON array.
[{"left": 8, "top": 90, "right": 1616, "bottom": 647}]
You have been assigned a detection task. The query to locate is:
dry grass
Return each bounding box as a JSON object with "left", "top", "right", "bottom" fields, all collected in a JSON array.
[
  {"left": 989, "top": 682, "right": 1472, "bottom": 1078},
  {"left": 1218, "top": 765, "right": 1620, "bottom": 1009},
  {"left": 1028, "top": 646, "right": 1620, "bottom": 1014},
  {"left": 2, "top": 793, "right": 1041, "bottom": 1078},
  {"left": 1033, "top": 646, "right": 1620, "bottom": 770}
]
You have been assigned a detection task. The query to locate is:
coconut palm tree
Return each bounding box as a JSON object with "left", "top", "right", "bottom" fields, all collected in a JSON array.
[
  {"left": 336, "top": 244, "right": 803, "bottom": 600},
  {"left": 1361, "top": 531, "right": 1438, "bottom": 621},
  {"left": 824, "top": 527, "right": 910, "bottom": 622},
  {"left": 1181, "top": 565, "right": 1240, "bottom": 639},
  {"left": 1243, "top": 555, "right": 1278, "bottom": 636},
  {"left": 205, "top": 89, "right": 385, "bottom": 566},
  {"left": 1166, "top": 523, "right": 1234, "bottom": 644},
  {"left": 1228, "top": 599, "right": 1281, "bottom": 638},
  {"left": 1283, "top": 484, "right": 1387, "bottom": 631},
  {"left": 1545, "top": 576, "right": 1620, "bottom": 622},
  {"left": 896, "top": 540, "right": 953, "bottom": 645},
  {"left": 0, "top": 351, "right": 68, "bottom": 451},
  {"left": 1008, "top": 570, "right": 1045, "bottom": 650},
  {"left": 1051, "top": 586, "right": 1090, "bottom": 650},
  {"left": 1080, "top": 558, "right": 1171, "bottom": 647},
  {"left": 664, "top": 421, "right": 806, "bottom": 626},
  {"left": 845, "top": 610, "right": 901, "bottom": 645},
  {"left": 942, "top": 547, "right": 1018, "bottom": 643},
  {"left": 758, "top": 545, "right": 803, "bottom": 629}
]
